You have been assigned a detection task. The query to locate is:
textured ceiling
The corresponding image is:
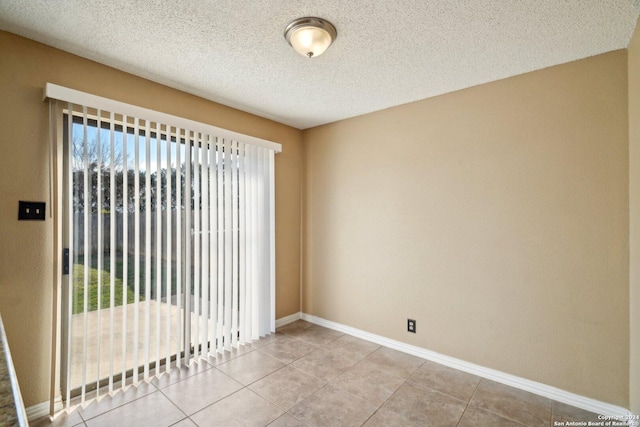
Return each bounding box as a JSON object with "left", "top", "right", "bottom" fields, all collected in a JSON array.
[{"left": 1, "top": 1, "right": 638, "bottom": 129}]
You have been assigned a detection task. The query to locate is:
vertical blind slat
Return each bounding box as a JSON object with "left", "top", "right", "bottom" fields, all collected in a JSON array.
[
  {"left": 201, "top": 135, "right": 210, "bottom": 357},
  {"left": 245, "top": 144, "right": 254, "bottom": 341},
  {"left": 238, "top": 143, "right": 246, "bottom": 344},
  {"left": 175, "top": 127, "right": 183, "bottom": 368},
  {"left": 184, "top": 132, "right": 192, "bottom": 364},
  {"left": 250, "top": 145, "right": 259, "bottom": 340},
  {"left": 155, "top": 122, "right": 162, "bottom": 372},
  {"left": 95, "top": 110, "right": 103, "bottom": 398},
  {"left": 109, "top": 111, "right": 116, "bottom": 393},
  {"left": 231, "top": 141, "right": 239, "bottom": 347},
  {"left": 144, "top": 120, "right": 151, "bottom": 381},
  {"left": 121, "top": 114, "right": 129, "bottom": 384},
  {"left": 81, "top": 105, "right": 89, "bottom": 404},
  {"left": 193, "top": 134, "right": 201, "bottom": 359},
  {"left": 257, "top": 147, "right": 264, "bottom": 338},
  {"left": 223, "top": 139, "right": 233, "bottom": 349},
  {"left": 209, "top": 137, "right": 217, "bottom": 354},
  {"left": 133, "top": 117, "right": 141, "bottom": 385},
  {"left": 165, "top": 126, "right": 172, "bottom": 372},
  {"left": 216, "top": 140, "right": 224, "bottom": 353}
]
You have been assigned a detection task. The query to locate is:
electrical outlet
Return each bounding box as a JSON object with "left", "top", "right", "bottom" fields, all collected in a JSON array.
[{"left": 407, "top": 319, "right": 416, "bottom": 333}]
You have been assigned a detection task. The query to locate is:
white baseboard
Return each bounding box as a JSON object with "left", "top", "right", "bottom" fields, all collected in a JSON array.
[
  {"left": 26, "top": 398, "right": 63, "bottom": 422},
  {"left": 301, "top": 313, "right": 633, "bottom": 418},
  {"left": 275, "top": 311, "right": 301, "bottom": 328}
]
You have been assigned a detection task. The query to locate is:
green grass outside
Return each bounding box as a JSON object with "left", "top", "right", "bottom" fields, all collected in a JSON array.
[
  {"left": 72, "top": 264, "right": 136, "bottom": 314},
  {"left": 73, "top": 253, "right": 180, "bottom": 314}
]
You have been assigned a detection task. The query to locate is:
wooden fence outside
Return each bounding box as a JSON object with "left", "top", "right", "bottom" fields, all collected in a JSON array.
[{"left": 72, "top": 210, "right": 189, "bottom": 260}]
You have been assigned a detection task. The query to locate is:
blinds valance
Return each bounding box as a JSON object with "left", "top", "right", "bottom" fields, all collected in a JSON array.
[{"left": 44, "top": 83, "right": 282, "bottom": 153}]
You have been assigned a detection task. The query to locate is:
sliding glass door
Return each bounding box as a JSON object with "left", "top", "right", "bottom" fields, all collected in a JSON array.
[
  {"left": 50, "top": 85, "right": 277, "bottom": 408},
  {"left": 61, "top": 111, "right": 186, "bottom": 401}
]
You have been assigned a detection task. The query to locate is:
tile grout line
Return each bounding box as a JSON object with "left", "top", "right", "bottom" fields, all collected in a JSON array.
[
  {"left": 464, "top": 379, "right": 532, "bottom": 426},
  {"left": 357, "top": 376, "right": 409, "bottom": 425},
  {"left": 156, "top": 382, "right": 192, "bottom": 420},
  {"left": 455, "top": 377, "right": 482, "bottom": 427},
  {"left": 267, "top": 336, "right": 398, "bottom": 425},
  {"left": 185, "top": 385, "right": 248, "bottom": 419},
  {"left": 77, "top": 382, "right": 160, "bottom": 422},
  {"left": 278, "top": 327, "right": 380, "bottom": 425},
  {"left": 77, "top": 405, "right": 87, "bottom": 424},
  {"left": 260, "top": 335, "right": 335, "bottom": 418},
  {"left": 285, "top": 382, "right": 333, "bottom": 421},
  {"left": 356, "top": 357, "right": 425, "bottom": 426},
  {"left": 180, "top": 351, "right": 296, "bottom": 421},
  {"left": 165, "top": 414, "right": 193, "bottom": 427}
]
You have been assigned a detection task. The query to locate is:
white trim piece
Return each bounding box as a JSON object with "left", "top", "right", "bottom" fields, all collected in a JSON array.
[
  {"left": 49, "top": 99, "right": 62, "bottom": 417},
  {"left": 43, "top": 83, "right": 282, "bottom": 153},
  {"left": 0, "top": 315, "right": 28, "bottom": 426},
  {"left": 64, "top": 102, "right": 74, "bottom": 407},
  {"left": 300, "top": 313, "right": 633, "bottom": 418},
  {"left": 26, "top": 399, "right": 63, "bottom": 422},
  {"left": 275, "top": 312, "right": 302, "bottom": 328}
]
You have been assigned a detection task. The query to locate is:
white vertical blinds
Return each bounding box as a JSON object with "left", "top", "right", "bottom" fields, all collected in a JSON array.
[{"left": 47, "top": 83, "right": 279, "bottom": 408}]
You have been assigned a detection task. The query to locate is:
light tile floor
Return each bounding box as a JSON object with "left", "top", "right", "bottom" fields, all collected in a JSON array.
[{"left": 32, "top": 320, "right": 607, "bottom": 427}]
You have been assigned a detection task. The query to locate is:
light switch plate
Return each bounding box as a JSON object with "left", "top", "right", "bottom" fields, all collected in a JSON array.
[{"left": 18, "top": 201, "right": 46, "bottom": 220}]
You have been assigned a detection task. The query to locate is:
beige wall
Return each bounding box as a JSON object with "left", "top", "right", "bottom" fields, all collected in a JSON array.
[
  {"left": 302, "top": 50, "right": 629, "bottom": 406},
  {"left": 0, "top": 31, "right": 302, "bottom": 407},
  {"left": 629, "top": 18, "right": 640, "bottom": 415}
]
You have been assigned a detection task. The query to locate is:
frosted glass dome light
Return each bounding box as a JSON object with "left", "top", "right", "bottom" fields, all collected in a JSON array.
[{"left": 284, "top": 17, "right": 337, "bottom": 58}]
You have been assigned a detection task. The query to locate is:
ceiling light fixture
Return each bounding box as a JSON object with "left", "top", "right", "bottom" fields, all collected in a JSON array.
[{"left": 284, "top": 17, "right": 337, "bottom": 58}]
